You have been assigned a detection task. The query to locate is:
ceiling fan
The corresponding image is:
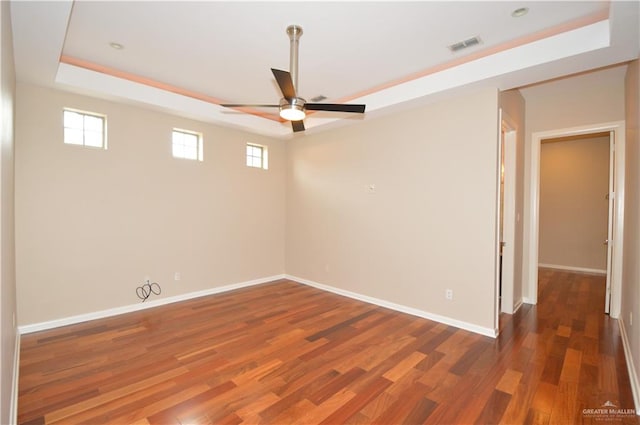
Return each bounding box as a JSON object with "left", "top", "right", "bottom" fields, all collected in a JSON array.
[{"left": 220, "top": 25, "right": 366, "bottom": 133}]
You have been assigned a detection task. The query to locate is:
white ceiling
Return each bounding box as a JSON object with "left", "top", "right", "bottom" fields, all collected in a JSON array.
[{"left": 10, "top": 1, "right": 640, "bottom": 139}]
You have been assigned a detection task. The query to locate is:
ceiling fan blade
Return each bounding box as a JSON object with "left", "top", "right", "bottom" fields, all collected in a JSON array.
[
  {"left": 305, "top": 103, "right": 366, "bottom": 113},
  {"left": 219, "top": 104, "right": 279, "bottom": 108},
  {"left": 291, "top": 120, "right": 305, "bottom": 132},
  {"left": 271, "top": 68, "right": 296, "bottom": 100}
]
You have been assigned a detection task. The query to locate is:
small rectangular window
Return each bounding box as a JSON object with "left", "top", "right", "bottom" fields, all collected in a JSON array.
[
  {"left": 63, "top": 109, "right": 107, "bottom": 149},
  {"left": 172, "top": 129, "right": 203, "bottom": 161},
  {"left": 246, "top": 143, "right": 268, "bottom": 169}
]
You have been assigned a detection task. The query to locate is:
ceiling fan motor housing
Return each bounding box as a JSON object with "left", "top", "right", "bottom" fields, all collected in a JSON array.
[{"left": 279, "top": 97, "right": 306, "bottom": 121}]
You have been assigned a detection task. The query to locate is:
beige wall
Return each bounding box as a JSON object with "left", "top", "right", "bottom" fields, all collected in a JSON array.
[
  {"left": 499, "top": 90, "right": 525, "bottom": 308},
  {"left": 0, "top": 1, "right": 17, "bottom": 423},
  {"left": 622, "top": 59, "right": 639, "bottom": 411},
  {"left": 286, "top": 88, "right": 500, "bottom": 331},
  {"left": 15, "top": 84, "right": 286, "bottom": 325},
  {"left": 539, "top": 136, "right": 610, "bottom": 271},
  {"left": 18, "top": 84, "right": 504, "bottom": 335},
  {"left": 520, "top": 66, "right": 626, "bottom": 298},
  {"left": 520, "top": 67, "right": 626, "bottom": 132}
]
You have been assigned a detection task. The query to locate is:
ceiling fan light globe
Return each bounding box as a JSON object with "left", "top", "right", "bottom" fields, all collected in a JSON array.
[{"left": 279, "top": 104, "right": 305, "bottom": 121}]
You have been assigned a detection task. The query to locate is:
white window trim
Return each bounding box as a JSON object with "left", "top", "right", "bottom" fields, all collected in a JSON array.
[
  {"left": 246, "top": 143, "right": 268, "bottom": 170},
  {"left": 172, "top": 128, "right": 204, "bottom": 161},
  {"left": 63, "top": 108, "right": 107, "bottom": 149}
]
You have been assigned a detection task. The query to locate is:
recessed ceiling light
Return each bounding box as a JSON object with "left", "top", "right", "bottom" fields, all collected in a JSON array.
[
  {"left": 109, "top": 42, "right": 124, "bottom": 50},
  {"left": 511, "top": 7, "right": 529, "bottom": 18}
]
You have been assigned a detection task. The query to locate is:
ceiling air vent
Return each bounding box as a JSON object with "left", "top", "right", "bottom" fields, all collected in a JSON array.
[{"left": 448, "top": 36, "right": 482, "bottom": 53}]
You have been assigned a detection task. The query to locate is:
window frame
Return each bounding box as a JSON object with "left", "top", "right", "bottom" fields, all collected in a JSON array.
[
  {"left": 246, "top": 143, "right": 268, "bottom": 170},
  {"left": 172, "top": 128, "right": 204, "bottom": 162},
  {"left": 63, "top": 108, "right": 107, "bottom": 149}
]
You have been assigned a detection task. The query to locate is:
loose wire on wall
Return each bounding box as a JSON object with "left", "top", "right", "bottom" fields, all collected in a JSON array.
[{"left": 136, "top": 280, "right": 161, "bottom": 302}]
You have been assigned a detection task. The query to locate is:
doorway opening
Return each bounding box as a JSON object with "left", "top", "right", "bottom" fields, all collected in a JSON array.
[
  {"left": 538, "top": 132, "right": 611, "bottom": 311},
  {"left": 526, "top": 121, "right": 625, "bottom": 317}
]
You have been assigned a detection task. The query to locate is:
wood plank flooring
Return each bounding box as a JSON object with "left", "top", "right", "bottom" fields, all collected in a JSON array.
[{"left": 18, "top": 269, "right": 639, "bottom": 424}]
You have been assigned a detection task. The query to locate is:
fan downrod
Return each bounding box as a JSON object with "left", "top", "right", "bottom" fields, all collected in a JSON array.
[{"left": 286, "top": 25, "right": 303, "bottom": 95}]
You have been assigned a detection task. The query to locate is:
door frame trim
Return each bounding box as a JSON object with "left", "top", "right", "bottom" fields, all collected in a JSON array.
[
  {"left": 525, "top": 121, "right": 625, "bottom": 317},
  {"left": 605, "top": 130, "right": 615, "bottom": 314},
  {"left": 499, "top": 114, "right": 517, "bottom": 315}
]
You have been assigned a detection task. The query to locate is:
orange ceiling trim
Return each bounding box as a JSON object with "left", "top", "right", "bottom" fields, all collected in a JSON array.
[
  {"left": 58, "top": 55, "right": 283, "bottom": 123},
  {"left": 333, "top": 8, "right": 611, "bottom": 104}
]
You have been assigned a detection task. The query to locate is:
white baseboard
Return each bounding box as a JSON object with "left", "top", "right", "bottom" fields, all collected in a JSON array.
[
  {"left": 286, "top": 274, "right": 497, "bottom": 338},
  {"left": 522, "top": 297, "right": 536, "bottom": 305},
  {"left": 538, "top": 263, "right": 606, "bottom": 275},
  {"left": 10, "top": 330, "right": 20, "bottom": 425},
  {"left": 18, "top": 274, "right": 286, "bottom": 334},
  {"left": 513, "top": 299, "right": 523, "bottom": 313},
  {"left": 17, "top": 272, "right": 498, "bottom": 339},
  {"left": 501, "top": 298, "right": 524, "bottom": 315},
  {"left": 619, "top": 319, "right": 640, "bottom": 415}
]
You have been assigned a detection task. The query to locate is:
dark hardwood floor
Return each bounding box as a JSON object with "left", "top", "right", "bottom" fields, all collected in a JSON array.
[{"left": 18, "top": 269, "right": 639, "bottom": 424}]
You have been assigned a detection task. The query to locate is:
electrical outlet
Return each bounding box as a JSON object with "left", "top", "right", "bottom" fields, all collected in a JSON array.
[
  {"left": 445, "top": 289, "right": 453, "bottom": 300},
  {"left": 174, "top": 272, "right": 181, "bottom": 281}
]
